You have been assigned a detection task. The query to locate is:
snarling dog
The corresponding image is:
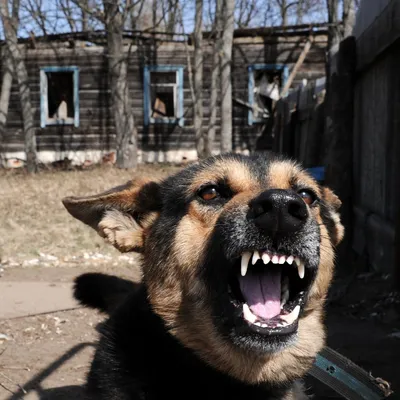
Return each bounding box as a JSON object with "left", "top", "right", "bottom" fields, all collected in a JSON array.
[{"left": 63, "top": 153, "right": 344, "bottom": 400}]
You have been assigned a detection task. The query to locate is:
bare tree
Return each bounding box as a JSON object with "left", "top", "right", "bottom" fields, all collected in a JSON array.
[
  {"left": 59, "top": 0, "right": 77, "bottom": 31},
  {"left": 193, "top": 0, "right": 204, "bottom": 157},
  {"left": 206, "top": 0, "right": 222, "bottom": 156},
  {"left": 0, "top": 0, "right": 37, "bottom": 172},
  {"left": 276, "top": 0, "right": 289, "bottom": 26},
  {"left": 236, "top": 0, "right": 258, "bottom": 28},
  {"left": 220, "top": 0, "right": 235, "bottom": 153},
  {"left": 326, "top": 0, "right": 340, "bottom": 53},
  {"left": 342, "top": 0, "right": 356, "bottom": 38},
  {"left": 0, "top": 46, "right": 14, "bottom": 156},
  {"left": 103, "top": 0, "right": 138, "bottom": 169},
  {"left": 80, "top": 0, "right": 89, "bottom": 30}
]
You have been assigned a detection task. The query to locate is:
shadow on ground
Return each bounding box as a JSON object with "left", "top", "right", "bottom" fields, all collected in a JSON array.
[
  {"left": 6, "top": 343, "right": 94, "bottom": 400},
  {"left": 4, "top": 275, "right": 399, "bottom": 400}
]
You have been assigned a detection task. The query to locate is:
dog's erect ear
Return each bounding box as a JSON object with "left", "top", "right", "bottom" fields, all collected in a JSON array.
[
  {"left": 321, "top": 187, "right": 344, "bottom": 246},
  {"left": 62, "top": 179, "right": 161, "bottom": 252},
  {"left": 322, "top": 187, "right": 342, "bottom": 211}
]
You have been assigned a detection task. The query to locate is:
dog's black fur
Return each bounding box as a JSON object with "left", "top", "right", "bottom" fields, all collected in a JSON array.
[{"left": 76, "top": 274, "right": 292, "bottom": 400}]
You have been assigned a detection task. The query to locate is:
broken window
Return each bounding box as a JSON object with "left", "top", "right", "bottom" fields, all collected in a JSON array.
[
  {"left": 144, "top": 66, "right": 184, "bottom": 126},
  {"left": 40, "top": 67, "right": 79, "bottom": 127},
  {"left": 248, "top": 65, "right": 288, "bottom": 125}
]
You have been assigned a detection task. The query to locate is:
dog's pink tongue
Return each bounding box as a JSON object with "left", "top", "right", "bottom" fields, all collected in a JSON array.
[{"left": 239, "top": 269, "right": 281, "bottom": 320}]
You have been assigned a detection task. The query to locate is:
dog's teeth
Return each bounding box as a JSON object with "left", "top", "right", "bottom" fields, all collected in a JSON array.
[
  {"left": 294, "top": 257, "right": 301, "bottom": 265},
  {"left": 278, "top": 255, "right": 286, "bottom": 264},
  {"left": 297, "top": 261, "right": 305, "bottom": 279},
  {"left": 286, "top": 255, "right": 294, "bottom": 265},
  {"left": 262, "top": 253, "right": 271, "bottom": 264},
  {"left": 261, "top": 323, "right": 268, "bottom": 328},
  {"left": 241, "top": 252, "right": 251, "bottom": 277},
  {"left": 254, "top": 322, "right": 262, "bottom": 327},
  {"left": 243, "top": 303, "right": 257, "bottom": 324},
  {"left": 271, "top": 254, "right": 279, "bottom": 264},
  {"left": 280, "top": 305, "right": 301, "bottom": 325},
  {"left": 252, "top": 250, "right": 260, "bottom": 265}
]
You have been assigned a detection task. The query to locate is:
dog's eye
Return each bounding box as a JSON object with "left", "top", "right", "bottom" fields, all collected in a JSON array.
[
  {"left": 298, "top": 189, "right": 317, "bottom": 206},
  {"left": 198, "top": 186, "right": 219, "bottom": 201}
]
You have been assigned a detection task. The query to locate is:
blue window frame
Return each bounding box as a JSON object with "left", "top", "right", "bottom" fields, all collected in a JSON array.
[
  {"left": 143, "top": 65, "right": 184, "bottom": 127},
  {"left": 40, "top": 66, "right": 80, "bottom": 128},
  {"left": 248, "top": 64, "right": 289, "bottom": 126}
]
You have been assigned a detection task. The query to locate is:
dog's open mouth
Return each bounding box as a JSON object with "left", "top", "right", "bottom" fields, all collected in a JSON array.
[{"left": 229, "top": 250, "right": 314, "bottom": 334}]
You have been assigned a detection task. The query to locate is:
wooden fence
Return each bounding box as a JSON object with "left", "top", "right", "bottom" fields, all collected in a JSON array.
[
  {"left": 272, "top": 77, "right": 326, "bottom": 169},
  {"left": 272, "top": 1, "right": 400, "bottom": 288}
]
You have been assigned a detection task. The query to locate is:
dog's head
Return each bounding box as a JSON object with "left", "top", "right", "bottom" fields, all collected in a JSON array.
[{"left": 63, "top": 153, "right": 343, "bottom": 385}]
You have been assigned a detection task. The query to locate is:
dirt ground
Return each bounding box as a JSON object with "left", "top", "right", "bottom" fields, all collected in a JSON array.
[
  {"left": 1, "top": 165, "right": 399, "bottom": 399},
  {"left": 1, "top": 264, "right": 399, "bottom": 400}
]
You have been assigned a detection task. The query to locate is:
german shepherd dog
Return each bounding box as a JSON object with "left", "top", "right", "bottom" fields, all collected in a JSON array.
[{"left": 63, "top": 153, "right": 344, "bottom": 400}]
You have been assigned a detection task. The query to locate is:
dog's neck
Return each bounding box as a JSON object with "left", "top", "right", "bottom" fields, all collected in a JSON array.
[{"left": 111, "top": 286, "right": 305, "bottom": 399}]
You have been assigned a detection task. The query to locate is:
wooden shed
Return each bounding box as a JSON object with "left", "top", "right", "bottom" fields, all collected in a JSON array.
[{"left": 0, "top": 25, "right": 328, "bottom": 165}]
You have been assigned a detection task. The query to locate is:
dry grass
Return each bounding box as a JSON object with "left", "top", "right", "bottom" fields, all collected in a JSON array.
[{"left": 0, "top": 164, "right": 181, "bottom": 262}]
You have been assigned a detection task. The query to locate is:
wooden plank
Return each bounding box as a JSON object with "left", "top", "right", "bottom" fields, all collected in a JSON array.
[
  {"left": 280, "top": 35, "right": 314, "bottom": 98},
  {"left": 357, "top": 0, "right": 400, "bottom": 72}
]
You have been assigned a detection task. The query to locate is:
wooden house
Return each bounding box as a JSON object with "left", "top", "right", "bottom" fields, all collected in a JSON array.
[{"left": 0, "top": 25, "right": 328, "bottom": 165}]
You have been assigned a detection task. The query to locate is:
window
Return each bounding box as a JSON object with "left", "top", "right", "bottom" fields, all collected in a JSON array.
[
  {"left": 143, "top": 66, "right": 184, "bottom": 127},
  {"left": 40, "top": 66, "right": 79, "bottom": 128},
  {"left": 248, "top": 64, "right": 288, "bottom": 125}
]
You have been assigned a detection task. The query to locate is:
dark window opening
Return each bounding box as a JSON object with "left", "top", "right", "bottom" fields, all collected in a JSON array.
[
  {"left": 150, "top": 71, "right": 177, "bottom": 119},
  {"left": 46, "top": 72, "right": 75, "bottom": 120},
  {"left": 253, "top": 70, "right": 281, "bottom": 120},
  {"left": 151, "top": 87, "right": 175, "bottom": 118}
]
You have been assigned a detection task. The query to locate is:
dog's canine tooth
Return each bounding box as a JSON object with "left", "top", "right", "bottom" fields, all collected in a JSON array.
[
  {"left": 241, "top": 252, "right": 252, "bottom": 277},
  {"left": 286, "top": 255, "right": 294, "bottom": 265},
  {"left": 278, "top": 255, "right": 286, "bottom": 264},
  {"left": 261, "top": 252, "right": 271, "bottom": 264},
  {"left": 251, "top": 250, "right": 260, "bottom": 265},
  {"left": 243, "top": 303, "right": 257, "bottom": 323},
  {"left": 297, "top": 261, "right": 305, "bottom": 279},
  {"left": 271, "top": 254, "right": 279, "bottom": 264},
  {"left": 280, "top": 305, "right": 301, "bottom": 324}
]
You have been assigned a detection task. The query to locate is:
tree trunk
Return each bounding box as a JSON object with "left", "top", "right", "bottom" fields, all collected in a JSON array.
[
  {"left": 0, "top": 0, "right": 37, "bottom": 173},
  {"left": 0, "top": 46, "right": 13, "bottom": 157},
  {"left": 220, "top": 0, "right": 235, "bottom": 153},
  {"left": 194, "top": 0, "right": 204, "bottom": 158},
  {"left": 81, "top": 0, "right": 89, "bottom": 31},
  {"left": 104, "top": 0, "right": 138, "bottom": 169},
  {"left": 279, "top": 0, "right": 288, "bottom": 26},
  {"left": 326, "top": 0, "right": 340, "bottom": 60},
  {"left": 296, "top": 1, "right": 304, "bottom": 24},
  {"left": 206, "top": 0, "right": 222, "bottom": 157},
  {"left": 342, "top": 0, "right": 356, "bottom": 38}
]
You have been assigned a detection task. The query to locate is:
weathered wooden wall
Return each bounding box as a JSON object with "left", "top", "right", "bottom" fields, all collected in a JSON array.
[
  {"left": 352, "top": 0, "right": 400, "bottom": 275},
  {"left": 0, "top": 30, "right": 327, "bottom": 163},
  {"left": 271, "top": 78, "right": 326, "bottom": 168},
  {"left": 272, "top": 0, "right": 400, "bottom": 279}
]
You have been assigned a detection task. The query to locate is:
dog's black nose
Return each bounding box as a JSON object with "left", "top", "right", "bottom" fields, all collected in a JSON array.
[{"left": 249, "top": 189, "right": 308, "bottom": 233}]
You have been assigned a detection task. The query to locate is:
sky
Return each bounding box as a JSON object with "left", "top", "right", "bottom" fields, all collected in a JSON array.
[{"left": 1, "top": 0, "right": 329, "bottom": 40}]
